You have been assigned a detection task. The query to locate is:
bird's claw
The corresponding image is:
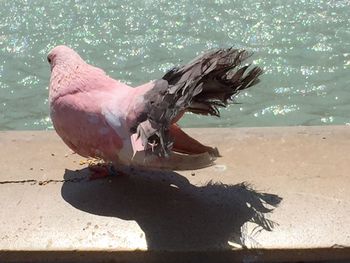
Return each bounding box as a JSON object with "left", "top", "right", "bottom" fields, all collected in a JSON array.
[{"left": 88, "top": 164, "right": 129, "bottom": 180}]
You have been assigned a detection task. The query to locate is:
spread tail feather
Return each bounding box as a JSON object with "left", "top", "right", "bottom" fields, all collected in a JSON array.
[
  {"left": 133, "top": 48, "right": 263, "bottom": 157},
  {"left": 163, "top": 48, "right": 262, "bottom": 116}
]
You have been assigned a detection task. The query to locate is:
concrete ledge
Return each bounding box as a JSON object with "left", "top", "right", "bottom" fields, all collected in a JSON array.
[{"left": 0, "top": 127, "right": 349, "bottom": 262}]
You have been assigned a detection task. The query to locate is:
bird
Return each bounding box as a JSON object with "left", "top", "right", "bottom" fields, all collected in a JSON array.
[{"left": 48, "top": 45, "right": 262, "bottom": 174}]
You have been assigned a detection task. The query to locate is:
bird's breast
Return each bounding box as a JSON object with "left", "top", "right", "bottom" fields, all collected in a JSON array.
[{"left": 50, "top": 93, "right": 125, "bottom": 161}]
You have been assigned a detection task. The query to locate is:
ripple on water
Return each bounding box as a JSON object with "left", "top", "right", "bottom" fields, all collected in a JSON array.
[{"left": 0, "top": 0, "right": 349, "bottom": 129}]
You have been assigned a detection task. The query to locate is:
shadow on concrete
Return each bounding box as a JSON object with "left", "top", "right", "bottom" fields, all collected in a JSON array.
[{"left": 61, "top": 168, "right": 282, "bottom": 250}]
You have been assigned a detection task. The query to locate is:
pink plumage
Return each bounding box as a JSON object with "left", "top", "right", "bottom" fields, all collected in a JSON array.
[{"left": 48, "top": 45, "right": 262, "bottom": 170}]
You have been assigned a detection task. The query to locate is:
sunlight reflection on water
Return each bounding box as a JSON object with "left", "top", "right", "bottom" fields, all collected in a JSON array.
[{"left": 0, "top": 0, "right": 349, "bottom": 129}]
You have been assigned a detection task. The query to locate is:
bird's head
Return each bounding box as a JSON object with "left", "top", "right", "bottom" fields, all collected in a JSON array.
[
  {"left": 47, "top": 45, "right": 84, "bottom": 71},
  {"left": 47, "top": 45, "right": 88, "bottom": 103}
]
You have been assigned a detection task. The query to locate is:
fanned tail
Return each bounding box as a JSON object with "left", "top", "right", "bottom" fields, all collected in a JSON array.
[
  {"left": 133, "top": 48, "right": 263, "bottom": 157},
  {"left": 163, "top": 48, "right": 263, "bottom": 116}
]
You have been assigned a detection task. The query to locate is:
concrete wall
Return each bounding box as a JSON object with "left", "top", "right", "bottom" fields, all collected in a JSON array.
[{"left": 0, "top": 127, "right": 349, "bottom": 262}]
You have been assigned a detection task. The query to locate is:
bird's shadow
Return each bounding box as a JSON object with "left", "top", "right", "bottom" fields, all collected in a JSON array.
[{"left": 61, "top": 168, "right": 282, "bottom": 250}]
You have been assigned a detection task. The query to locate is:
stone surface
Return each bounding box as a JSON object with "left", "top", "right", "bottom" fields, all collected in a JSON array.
[{"left": 0, "top": 127, "right": 349, "bottom": 262}]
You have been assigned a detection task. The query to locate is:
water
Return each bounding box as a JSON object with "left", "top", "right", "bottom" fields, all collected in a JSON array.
[{"left": 0, "top": 0, "right": 349, "bottom": 130}]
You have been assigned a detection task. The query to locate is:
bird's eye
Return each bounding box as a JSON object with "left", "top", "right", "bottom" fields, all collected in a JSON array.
[{"left": 47, "top": 56, "right": 52, "bottom": 63}]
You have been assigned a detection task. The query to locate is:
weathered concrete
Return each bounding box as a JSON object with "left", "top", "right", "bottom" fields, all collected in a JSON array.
[{"left": 0, "top": 127, "right": 349, "bottom": 262}]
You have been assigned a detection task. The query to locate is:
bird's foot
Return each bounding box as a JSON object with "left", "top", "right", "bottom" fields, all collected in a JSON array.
[
  {"left": 88, "top": 164, "right": 111, "bottom": 180},
  {"left": 88, "top": 163, "right": 129, "bottom": 180}
]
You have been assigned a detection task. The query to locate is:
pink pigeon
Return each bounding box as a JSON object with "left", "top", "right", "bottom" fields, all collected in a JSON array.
[{"left": 48, "top": 45, "right": 262, "bottom": 172}]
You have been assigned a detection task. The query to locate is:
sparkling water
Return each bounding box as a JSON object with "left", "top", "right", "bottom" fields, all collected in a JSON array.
[{"left": 0, "top": 0, "right": 349, "bottom": 129}]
